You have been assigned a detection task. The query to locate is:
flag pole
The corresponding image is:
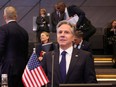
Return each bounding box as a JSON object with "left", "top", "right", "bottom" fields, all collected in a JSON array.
[
  {"left": 33, "top": 48, "right": 36, "bottom": 53},
  {"left": 45, "top": 84, "right": 47, "bottom": 87},
  {"left": 51, "top": 52, "right": 54, "bottom": 87}
]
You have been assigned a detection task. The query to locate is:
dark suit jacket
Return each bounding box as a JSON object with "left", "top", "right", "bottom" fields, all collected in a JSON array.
[
  {"left": 36, "top": 15, "right": 50, "bottom": 32},
  {"left": 67, "top": 5, "right": 96, "bottom": 41},
  {"left": 36, "top": 42, "right": 56, "bottom": 57},
  {"left": 51, "top": 11, "right": 64, "bottom": 33},
  {"left": 36, "top": 15, "right": 50, "bottom": 42},
  {"left": 0, "top": 21, "right": 29, "bottom": 87},
  {"left": 41, "top": 47, "right": 97, "bottom": 87},
  {"left": 79, "top": 40, "right": 92, "bottom": 53}
]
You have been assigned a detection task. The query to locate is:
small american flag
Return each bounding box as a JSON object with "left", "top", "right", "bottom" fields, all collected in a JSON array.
[{"left": 22, "top": 51, "right": 49, "bottom": 87}]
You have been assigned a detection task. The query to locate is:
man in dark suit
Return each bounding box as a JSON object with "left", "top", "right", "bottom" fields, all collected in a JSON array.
[
  {"left": 57, "top": 2, "right": 96, "bottom": 41},
  {"left": 51, "top": 4, "right": 64, "bottom": 33},
  {"left": 41, "top": 20, "right": 97, "bottom": 87},
  {"left": 74, "top": 30, "right": 92, "bottom": 53},
  {"left": 0, "top": 6, "right": 29, "bottom": 87}
]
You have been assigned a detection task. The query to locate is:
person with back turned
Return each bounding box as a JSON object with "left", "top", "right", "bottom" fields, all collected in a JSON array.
[
  {"left": 0, "top": 6, "right": 29, "bottom": 87},
  {"left": 41, "top": 20, "right": 97, "bottom": 87}
]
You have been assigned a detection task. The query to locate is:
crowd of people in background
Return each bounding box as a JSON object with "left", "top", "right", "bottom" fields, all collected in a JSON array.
[
  {"left": 35, "top": 0, "right": 115, "bottom": 74},
  {"left": 35, "top": 1, "right": 96, "bottom": 60},
  {"left": 36, "top": 2, "right": 96, "bottom": 42},
  {"left": 0, "top": 1, "right": 115, "bottom": 87},
  {"left": 35, "top": 2, "right": 116, "bottom": 64}
]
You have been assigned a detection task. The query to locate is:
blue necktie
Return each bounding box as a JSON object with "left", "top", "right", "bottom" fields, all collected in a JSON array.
[{"left": 60, "top": 51, "right": 67, "bottom": 82}]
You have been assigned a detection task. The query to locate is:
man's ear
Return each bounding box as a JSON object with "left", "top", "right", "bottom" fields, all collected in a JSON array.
[{"left": 72, "top": 36, "right": 75, "bottom": 42}]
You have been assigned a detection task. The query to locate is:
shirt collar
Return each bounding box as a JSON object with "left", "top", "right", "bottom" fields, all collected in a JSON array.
[
  {"left": 60, "top": 46, "right": 73, "bottom": 55},
  {"left": 79, "top": 40, "right": 83, "bottom": 46},
  {"left": 65, "top": 7, "right": 69, "bottom": 18},
  {"left": 65, "top": 7, "right": 67, "bottom": 13},
  {"left": 7, "top": 20, "right": 16, "bottom": 24}
]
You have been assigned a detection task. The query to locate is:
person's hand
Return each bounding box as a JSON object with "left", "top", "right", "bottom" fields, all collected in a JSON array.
[
  {"left": 38, "top": 56, "right": 43, "bottom": 61},
  {"left": 39, "top": 51, "right": 46, "bottom": 57},
  {"left": 43, "top": 21, "right": 46, "bottom": 24},
  {"left": 41, "top": 51, "right": 46, "bottom": 56}
]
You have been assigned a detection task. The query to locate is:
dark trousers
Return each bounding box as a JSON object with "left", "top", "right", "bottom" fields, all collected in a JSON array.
[{"left": 8, "top": 74, "right": 24, "bottom": 87}]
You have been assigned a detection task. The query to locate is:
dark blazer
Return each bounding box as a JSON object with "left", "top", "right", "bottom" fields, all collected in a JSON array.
[
  {"left": 36, "top": 42, "right": 56, "bottom": 57},
  {"left": 79, "top": 40, "right": 92, "bottom": 53},
  {"left": 36, "top": 15, "right": 50, "bottom": 32},
  {"left": 36, "top": 43, "right": 43, "bottom": 57},
  {"left": 41, "top": 47, "right": 97, "bottom": 87},
  {"left": 67, "top": 5, "right": 96, "bottom": 41},
  {"left": 51, "top": 11, "right": 64, "bottom": 33},
  {"left": 36, "top": 15, "right": 50, "bottom": 42},
  {"left": 0, "top": 21, "right": 29, "bottom": 87}
]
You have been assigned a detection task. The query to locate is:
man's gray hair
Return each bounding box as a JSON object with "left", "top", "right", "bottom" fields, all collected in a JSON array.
[
  {"left": 56, "top": 20, "right": 76, "bottom": 34},
  {"left": 4, "top": 6, "right": 17, "bottom": 20},
  {"left": 74, "top": 30, "right": 84, "bottom": 38}
]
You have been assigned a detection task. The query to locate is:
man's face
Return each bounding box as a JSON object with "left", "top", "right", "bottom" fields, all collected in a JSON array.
[
  {"left": 112, "top": 21, "right": 116, "bottom": 28},
  {"left": 57, "top": 24, "right": 74, "bottom": 49},
  {"left": 40, "top": 33, "right": 49, "bottom": 42},
  {"left": 57, "top": 5, "right": 65, "bottom": 14}
]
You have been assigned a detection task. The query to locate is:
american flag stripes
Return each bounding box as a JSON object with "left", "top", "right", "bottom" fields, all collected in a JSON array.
[{"left": 22, "top": 52, "right": 49, "bottom": 87}]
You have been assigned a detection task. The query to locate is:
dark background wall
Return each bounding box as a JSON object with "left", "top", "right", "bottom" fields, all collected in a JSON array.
[{"left": 0, "top": 0, "right": 116, "bottom": 50}]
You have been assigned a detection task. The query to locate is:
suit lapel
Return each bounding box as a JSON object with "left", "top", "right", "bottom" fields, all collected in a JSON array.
[
  {"left": 80, "top": 41, "right": 84, "bottom": 49},
  {"left": 54, "top": 49, "right": 62, "bottom": 82},
  {"left": 66, "top": 48, "right": 80, "bottom": 81}
]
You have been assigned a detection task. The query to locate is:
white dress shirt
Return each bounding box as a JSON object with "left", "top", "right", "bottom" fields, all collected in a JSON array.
[
  {"left": 78, "top": 40, "right": 83, "bottom": 49},
  {"left": 65, "top": 7, "right": 69, "bottom": 19}
]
